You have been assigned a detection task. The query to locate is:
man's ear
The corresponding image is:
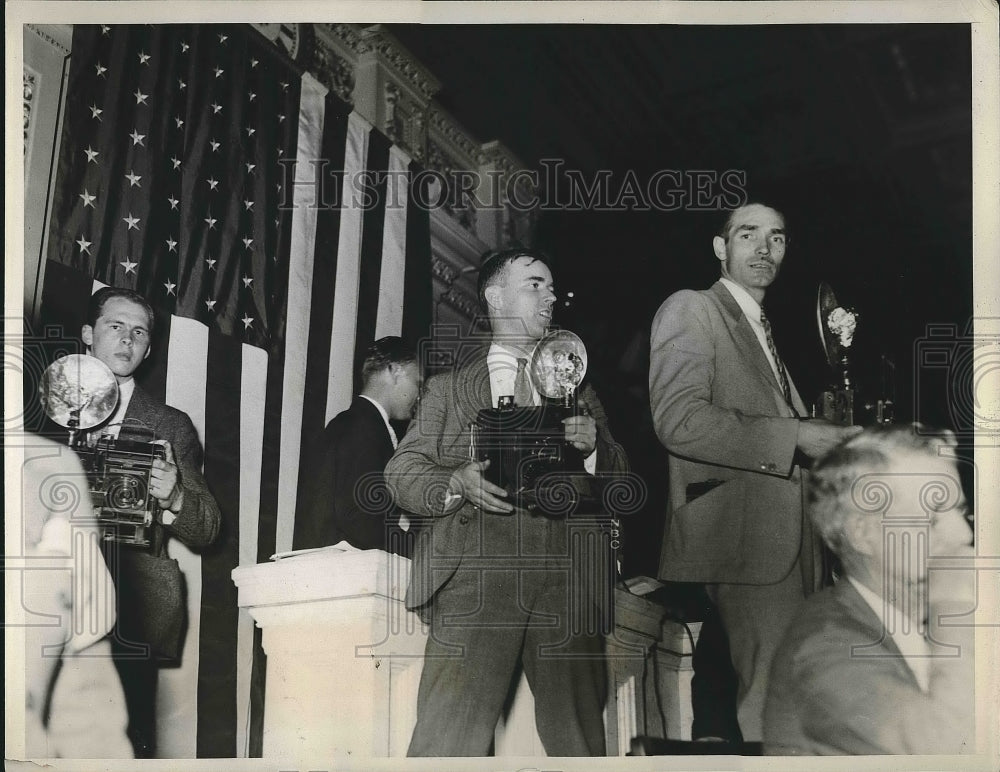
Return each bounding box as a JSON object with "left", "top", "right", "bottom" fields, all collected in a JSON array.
[
  {"left": 81, "top": 325, "right": 94, "bottom": 347},
  {"left": 143, "top": 345, "right": 152, "bottom": 361},
  {"left": 712, "top": 236, "right": 728, "bottom": 262},
  {"left": 845, "top": 513, "right": 876, "bottom": 557},
  {"left": 483, "top": 284, "right": 502, "bottom": 312}
]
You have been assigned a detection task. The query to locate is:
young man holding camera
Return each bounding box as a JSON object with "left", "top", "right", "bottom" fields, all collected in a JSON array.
[{"left": 81, "top": 286, "right": 220, "bottom": 757}]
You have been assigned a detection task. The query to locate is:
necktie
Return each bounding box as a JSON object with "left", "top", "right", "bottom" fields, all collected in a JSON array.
[
  {"left": 760, "top": 310, "right": 793, "bottom": 407},
  {"left": 514, "top": 358, "right": 533, "bottom": 406}
]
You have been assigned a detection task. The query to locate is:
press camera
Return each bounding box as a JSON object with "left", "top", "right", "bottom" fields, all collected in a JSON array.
[
  {"left": 472, "top": 331, "right": 600, "bottom": 515},
  {"left": 40, "top": 354, "right": 165, "bottom": 547}
]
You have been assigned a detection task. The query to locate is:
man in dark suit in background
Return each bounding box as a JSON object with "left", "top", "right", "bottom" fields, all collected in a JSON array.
[
  {"left": 80, "top": 286, "right": 221, "bottom": 758},
  {"left": 386, "top": 247, "right": 629, "bottom": 756},
  {"left": 648, "top": 203, "right": 859, "bottom": 742},
  {"left": 295, "top": 337, "right": 421, "bottom": 554},
  {"left": 765, "top": 425, "right": 975, "bottom": 754}
]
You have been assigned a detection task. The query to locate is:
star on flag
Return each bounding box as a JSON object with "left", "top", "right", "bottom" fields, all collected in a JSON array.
[
  {"left": 171, "top": 157, "right": 182, "bottom": 170},
  {"left": 211, "top": 103, "right": 222, "bottom": 115},
  {"left": 245, "top": 126, "right": 256, "bottom": 137},
  {"left": 123, "top": 213, "right": 141, "bottom": 230},
  {"left": 129, "top": 129, "right": 145, "bottom": 147},
  {"left": 244, "top": 199, "right": 254, "bottom": 210},
  {"left": 101, "top": 25, "right": 111, "bottom": 35},
  {"left": 209, "top": 139, "right": 221, "bottom": 152},
  {"left": 166, "top": 237, "right": 178, "bottom": 252},
  {"left": 84, "top": 146, "right": 100, "bottom": 163},
  {"left": 94, "top": 62, "right": 107, "bottom": 77},
  {"left": 206, "top": 258, "right": 218, "bottom": 270},
  {"left": 245, "top": 162, "right": 256, "bottom": 174},
  {"left": 242, "top": 275, "right": 253, "bottom": 288},
  {"left": 205, "top": 299, "right": 217, "bottom": 311},
  {"left": 120, "top": 257, "right": 138, "bottom": 274},
  {"left": 180, "top": 41, "right": 189, "bottom": 52},
  {"left": 175, "top": 116, "right": 184, "bottom": 128},
  {"left": 164, "top": 279, "right": 177, "bottom": 295},
  {"left": 134, "top": 88, "right": 149, "bottom": 105},
  {"left": 207, "top": 177, "right": 220, "bottom": 191},
  {"left": 241, "top": 314, "right": 254, "bottom": 330},
  {"left": 242, "top": 237, "right": 253, "bottom": 249},
  {"left": 79, "top": 190, "right": 96, "bottom": 208},
  {"left": 178, "top": 78, "right": 187, "bottom": 90},
  {"left": 218, "top": 33, "right": 229, "bottom": 44},
  {"left": 168, "top": 195, "right": 179, "bottom": 210},
  {"left": 76, "top": 236, "right": 92, "bottom": 255},
  {"left": 125, "top": 170, "right": 142, "bottom": 187},
  {"left": 248, "top": 91, "right": 257, "bottom": 101},
  {"left": 204, "top": 215, "right": 217, "bottom": 229},
  {"left": 90, "top": 104, "right": 103, "bottom": 120},
  {"left": 214, "top": 66, "right": 225, "bottom": 78},
  {"left": 251, "top": 58, "right": 258, "bottom": 68},
  {"left": 138, "top": 51, "right": 151, "bottom": 65}
]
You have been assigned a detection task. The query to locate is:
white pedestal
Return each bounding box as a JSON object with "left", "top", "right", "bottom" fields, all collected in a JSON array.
[{"left": 233, "top": 550, "right": 676, "bottom": 758}]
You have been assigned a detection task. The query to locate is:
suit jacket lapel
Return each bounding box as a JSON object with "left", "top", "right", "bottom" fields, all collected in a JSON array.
[
  {"left": 354, "top": 397, "right": 394, "bottom": 457},
  {"left": 120, "top": 383, "right": 158, "bottom": 442},
  {"left": 835, "top": 580, "right": 921, "bottom": 689},
  {"left": 710, "top": 282, "right": 791, "bottom": 406}
]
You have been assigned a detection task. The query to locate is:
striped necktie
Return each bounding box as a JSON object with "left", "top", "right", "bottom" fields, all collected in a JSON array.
[
  {"left": 760, "top": 310, "right": 793, "bottom": 407},
  {"left": 514, "top": 357, "right": 533, "bottom": 406}
]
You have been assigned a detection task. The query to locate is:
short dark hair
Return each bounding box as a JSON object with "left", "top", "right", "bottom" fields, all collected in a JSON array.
[
  {"left": 87, "top": 286, "right": 156, "bottom": 335},
  {"left": 360, "top": 336, "right": 417, "bottom": 386},
  {"left": 717, "top": 201, "right": 788, "bottom": 242},
  {"left": 476, "top": 246, "right": 553, "bottom": 313}
]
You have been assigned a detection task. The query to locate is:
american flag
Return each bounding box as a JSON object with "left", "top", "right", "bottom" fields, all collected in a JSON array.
[{"left": 38, "top": 23, "right": 431, "bottom": 757}]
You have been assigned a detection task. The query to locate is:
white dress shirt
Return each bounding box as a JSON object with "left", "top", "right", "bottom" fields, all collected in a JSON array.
[{"left": 101, "top": 377, "right": 136, "bottom": 440}]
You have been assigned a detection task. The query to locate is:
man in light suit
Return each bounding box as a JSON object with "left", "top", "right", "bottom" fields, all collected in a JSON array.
[
  {"left": 649, "top": 203, "right": 860, "bottom": 741},
  {"left": 80, "top": 286, "right": 220, "bottom": 757},
  {"left": 764, "top": 425, "right": 975, "bottom": 754},
  {"left": 386, "top": 247, "right": 629, "bottom": 756},
  {"left": 294, "top": 336, "right": 421, "bottom": 554}
]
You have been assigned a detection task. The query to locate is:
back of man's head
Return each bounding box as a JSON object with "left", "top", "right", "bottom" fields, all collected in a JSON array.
[
  {"left": 807, "top": 424, "right": 956, "bottom": 557},
  {"left": 87, "top": 286, "right": 156, "bottom": 335},
  {"left": 361, "top": 336, "right": 417, "bottom": 388}
]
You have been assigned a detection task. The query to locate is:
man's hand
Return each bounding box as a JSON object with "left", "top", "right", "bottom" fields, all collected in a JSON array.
[
  {"left": 563, "top": 414, "right": 597, "bottom": 455},
  {"left": 796, "top": 419, "right": 862, "bottom": 459},
  {"left": 150, "top": 441, "right": 184, "bottom": 513},
  {"left": 447, "top": 459, "right": 514, "bottom": 514}
]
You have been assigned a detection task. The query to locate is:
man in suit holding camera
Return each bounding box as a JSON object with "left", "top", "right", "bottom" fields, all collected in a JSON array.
[
  {"left": 386, "top": 248, "right": 628, "bottom": 756},
  {"left": 649, "top": 203, "right": 860, "bottom": 741},
  {"left": 81, "top": 286, "right": 220, "bottom": 757}
]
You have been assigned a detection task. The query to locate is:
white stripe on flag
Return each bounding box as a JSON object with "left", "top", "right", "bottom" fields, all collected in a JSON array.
[
  {"left": 374, "top": 144, "right": 411, "bottom": 340},
  {"left": 158, "top": 314, "right": 209, "bottom": 758},
  {"left": 236, "top": 342, "right": 267, "bottom": 756},
  {"left": 274, "top": 72, "right": 328, "bottom": 555},
  {"left": 326, "top": 112, "right": 371, "bottom": 424}
]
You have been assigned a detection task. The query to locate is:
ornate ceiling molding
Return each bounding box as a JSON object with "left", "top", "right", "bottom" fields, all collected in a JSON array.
[
  {"left": 359, "top": 25, "right": 441, "bottom": 102},
  {"left": 26, "top": 24, "right": 72, "bottom": 54}
]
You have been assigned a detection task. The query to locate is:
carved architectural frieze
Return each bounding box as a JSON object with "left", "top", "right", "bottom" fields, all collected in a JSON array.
[
  {"left": 26, "top": 24, "right": 72, "bottom": 54},
  {"left": 24, "top": 68, "right": 38, "bottom": 159},
  {"left": 439, "top": 287, "right": 480, "bottom": 319},
  {"left": 359, "top": 25, "right": 441, "bottom": 102},
  {"left": 310, "top": 41, "right": 355, "bottom": 103}
]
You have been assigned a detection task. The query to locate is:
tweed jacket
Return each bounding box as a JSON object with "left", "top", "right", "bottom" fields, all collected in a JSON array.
[{"left": 385, "top": 346, "right": 629, "bottom": 612}]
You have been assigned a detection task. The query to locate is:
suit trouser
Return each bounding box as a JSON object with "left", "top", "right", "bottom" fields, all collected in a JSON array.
[
  {"left": 408, "top": 509, "right": 610, "bottom": 757},
  {"left": 711, "top": 561, "right": 805, "bottom": 743}
]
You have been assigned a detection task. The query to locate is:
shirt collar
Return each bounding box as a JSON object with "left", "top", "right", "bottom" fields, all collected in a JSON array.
[
  {"left": 358, "top": 394, "right": 398, "bottom": 449},
  {"left": 720, "top": 277, "right": 764, "bottom": 327}
]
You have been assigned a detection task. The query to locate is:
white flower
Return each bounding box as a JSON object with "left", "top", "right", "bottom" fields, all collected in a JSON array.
[{"left": 827, "top": 307, "right": 858, "bottom": 348}]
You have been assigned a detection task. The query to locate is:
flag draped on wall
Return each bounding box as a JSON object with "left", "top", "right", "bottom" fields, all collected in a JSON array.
[{"left": 39, "top": 23, "right": 432, "bottom": 758}]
